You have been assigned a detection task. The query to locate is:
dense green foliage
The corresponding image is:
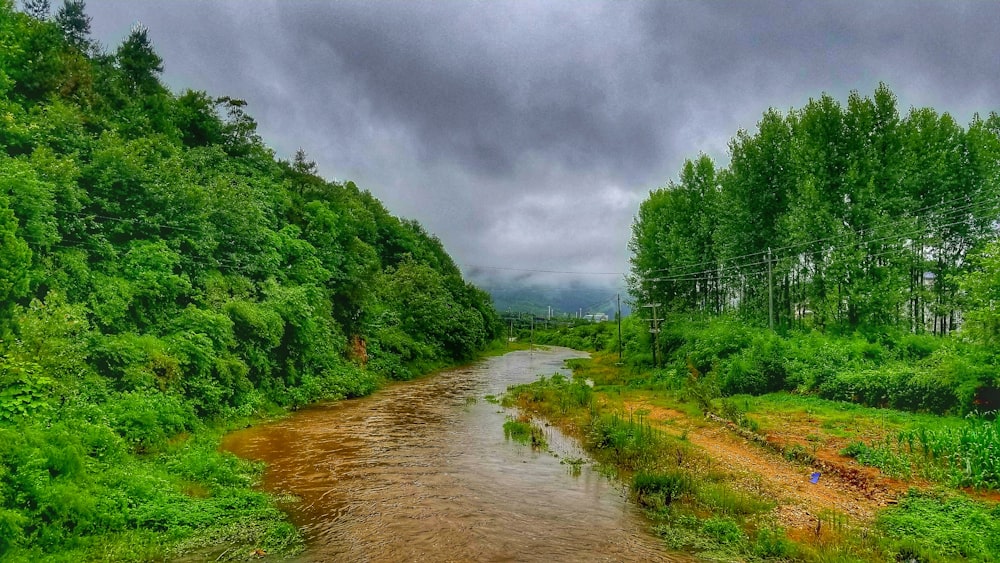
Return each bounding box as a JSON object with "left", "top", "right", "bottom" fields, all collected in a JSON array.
[
  {"left": 630, "top": 85, "right": 1000, "bottom": 336},
  {"left": 528, "top": 319, "right": 618, "bottom": 352},
  {"left": 622, "top": 85, "right": 1000, "bottom": 418},
  {"left": 0, "top": 2, "right": 500, "bottom": 559},
  {"left": 542, "top": 315, "right": 1000, "bottom": 415}
]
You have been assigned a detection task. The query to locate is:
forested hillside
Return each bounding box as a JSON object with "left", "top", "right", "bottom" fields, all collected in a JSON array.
[{"left": 0, "top": 2, "right": 500, "bottom": 559}]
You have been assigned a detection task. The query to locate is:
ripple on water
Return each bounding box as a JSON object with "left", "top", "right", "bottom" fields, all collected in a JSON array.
[{"left": 222, "top": 347, "right": 690, "bottom": 562}]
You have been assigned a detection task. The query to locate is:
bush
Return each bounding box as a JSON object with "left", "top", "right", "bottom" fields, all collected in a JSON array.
[
  {"left": 104, "top": 390, "right": 196, "bottom": 452},
  {"left": 632, "top": 470, "right": 694, "bottom": 507},
  {"left": 720, "top": 333, "right": 788, "bottom": 396},
  {"left": 818, "top": 366, "right": 958, "bottom": 414}
]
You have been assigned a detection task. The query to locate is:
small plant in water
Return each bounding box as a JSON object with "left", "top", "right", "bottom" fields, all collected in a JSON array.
[
  {"left": 561, "top": 456, "right": 587, "bottom": 476},
  {"left": 503, "top": 417, "right": 547, "bottom": 449}
]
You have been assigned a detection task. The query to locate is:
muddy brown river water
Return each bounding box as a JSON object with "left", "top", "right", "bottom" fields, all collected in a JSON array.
[{"left": 222, "top": 347, "right": 687, "bottom": 562}]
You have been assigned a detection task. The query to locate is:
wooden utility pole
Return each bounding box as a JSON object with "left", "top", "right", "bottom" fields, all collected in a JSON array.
[
  {"left": 641, "top": 303, "right": 662, "bottom": 367},
  {"left": 768, "top": 247, "right": 774, "bottom": 331},
  {"left": 617, "top": 293, "right": 623, "bottom": 362}
]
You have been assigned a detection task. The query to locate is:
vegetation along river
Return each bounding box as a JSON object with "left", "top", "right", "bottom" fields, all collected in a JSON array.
[{"left": 222, "top": 347, "right": 686, "bottom": 561}]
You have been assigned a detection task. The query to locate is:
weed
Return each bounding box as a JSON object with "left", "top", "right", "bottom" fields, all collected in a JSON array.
[
  {"left": 783, "top": 443, "right": 816, "bottom": 464},
  {"left": 502, "top": 417, "right": 547, "bottom": 449},
  {"left": 701, "top": 517, "right": 745, "bottom": 546},
  {"left": 839, "top": 439, "right": 911, "bottom": 478},
  {"left": 878, "top": 489, "right": 1000, "bottom": 560},
  {"left": 695, "top": 482, "right": 773, "bottom": 517},
  {"left": 632, "top": 470, "right": 694, "bottom": 508},
  {"left": 586, "top": 412, "right": 664, "bottom": 470}
]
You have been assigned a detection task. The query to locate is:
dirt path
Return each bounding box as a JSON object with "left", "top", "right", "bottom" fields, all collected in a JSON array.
[{"left": 621, "top": 401, "right": 904, "bottom": 537}]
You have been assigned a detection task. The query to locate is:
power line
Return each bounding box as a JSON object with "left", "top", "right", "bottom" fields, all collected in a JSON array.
[
  {"left": 635, "top": 198, "right": 1000, "bottom": 283},
  {"left": 638, "top": 196, "right": 995, "bottom": 279},
  {"left": 462, "top": 264, "right": 625, "bottom": 276}
]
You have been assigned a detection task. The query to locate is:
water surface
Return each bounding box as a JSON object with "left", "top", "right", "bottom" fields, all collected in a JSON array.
[{"left": 223, "top": 347, "right": 685, "bottom": 561}]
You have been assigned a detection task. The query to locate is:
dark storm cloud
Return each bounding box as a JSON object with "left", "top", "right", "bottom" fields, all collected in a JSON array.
[
  {"left": 83, "top": 0, "right": 1000, "bottom": 292},
  {"left": 269, "top": 2, "right": 665, "bottom": 180}
]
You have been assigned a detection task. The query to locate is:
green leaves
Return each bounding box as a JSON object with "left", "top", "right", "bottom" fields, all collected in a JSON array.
[
  {"left": 0, "top": 192, "right": 31, "bottom": 328},
  {"left": 0, "top": 357, "right": 53, "bottom": 422},
  {"left": 0, "top": 3, "right": 499, "bottom": 556},
  {"left": 630, "top": 85, "right": 1000, "bottom": 335},
  {"left": 115, "top": 23, "right": 163, "bottom": 95}
]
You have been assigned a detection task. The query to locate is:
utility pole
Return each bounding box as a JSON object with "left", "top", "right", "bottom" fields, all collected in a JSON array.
[
  {"left": 530, "top": 315, "right": 534, "bottom": 352},
  {"left": 641, "top": 302, "right": 662, "bottom": 368},
  {"left": 768, "top": 247, "right": 774, "bottom": 331},
  {"left": 617, "top": 293, "right": 623, "bottom": 363}
]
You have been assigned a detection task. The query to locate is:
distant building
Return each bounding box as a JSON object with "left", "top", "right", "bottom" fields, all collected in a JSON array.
[{"left": 583, "top": 313, "right": 609, "bottom": 323}]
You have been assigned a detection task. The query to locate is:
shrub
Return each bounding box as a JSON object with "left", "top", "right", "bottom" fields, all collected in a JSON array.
[
  {"left": 632, "top": 470, "right": 694, "bottom": 508},
  {"left": 104, "top": 390, "right": 195, "bottom": 452},
  {"left": 720, "top": 333, "right": 788, "bottom": 396},
  {"left": 818, "top": 366, "right": 958, "bottom": 414}
]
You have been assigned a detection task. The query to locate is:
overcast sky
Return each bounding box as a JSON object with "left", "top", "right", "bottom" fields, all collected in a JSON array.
[{"left": 82, "top": 1, "right": 1000, "bottom": 294}]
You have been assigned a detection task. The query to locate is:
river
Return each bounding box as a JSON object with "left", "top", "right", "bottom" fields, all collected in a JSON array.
[{"left": 222, "top": 347, "right": 686, "bottom": 562}]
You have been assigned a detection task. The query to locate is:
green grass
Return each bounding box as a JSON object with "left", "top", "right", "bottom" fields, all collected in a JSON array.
[
  {"left": 504, "top": 370, "right": 790, "bottom": 561},
  {"left": 502, "top": 417, "right": 547, "bottom": 449},
  {"left": 632, "top": 470, "right": 694, "bottom": 508},
  {"left": 0, "top": 424, "right": 301, "bottom": 562},
  {"left": 878, "top": 490, "right": 1000, "bottom": 561}
]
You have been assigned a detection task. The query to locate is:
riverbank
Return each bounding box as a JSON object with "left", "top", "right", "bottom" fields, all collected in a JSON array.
[
  {"left": 0, "top": 341, "right": 526, "bottom": 563},
  {"left": 503, "top": 351, "right": 1000, "bottom": 561},
  {"left": 159, "top": 340, "right": 538, "bottom": 561},
  {"left": 220, "top": 346, "right": 677, "bottom": 561}
]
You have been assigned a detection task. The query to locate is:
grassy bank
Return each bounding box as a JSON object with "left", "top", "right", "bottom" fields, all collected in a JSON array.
[
  {"left": 0, "top": 414, "right": 302, "bottom": 562},
  {"left": 504, "top": 349, "right": 1000, "bottom": 561},
  {"left": 0, "top": 341, "right": 522, "bottom": 563}
]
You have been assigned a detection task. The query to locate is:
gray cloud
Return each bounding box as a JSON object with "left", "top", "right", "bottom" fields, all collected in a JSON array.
[{"left": 83, "top": 0, "right": 1000, "bottom": 294}]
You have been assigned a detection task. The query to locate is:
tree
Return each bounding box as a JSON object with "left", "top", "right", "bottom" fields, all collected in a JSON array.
[
  {"left": 628, "top": 155, "right": 719, "bottom": 315},
  {"left": 0, "top": 194, "right": 32, "bottom": 331},
  {"left": 716, "top": 108, "right": 794, "bottom": 324},
  {"left": 54, "top": 0, "right": 90, "bottom": 52},
  {"left": 958, "top": 241, "right": 1000, "bottom": 346},
  {"left": 292, "top": 148, "right": 317, "bottom": 175},
  {"left": 22, "top": 0, "right": 50, "bottom": 20},
  {"left": 115, "top": 22, "right": 163, "bottom": 94},
  {"left": 174, "top": 90, "right": 225, "bottom": 147}
]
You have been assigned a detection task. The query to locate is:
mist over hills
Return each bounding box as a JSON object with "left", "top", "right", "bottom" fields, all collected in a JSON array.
[{"left": 474, "top": 281, "right": 630, "bottom": 318}]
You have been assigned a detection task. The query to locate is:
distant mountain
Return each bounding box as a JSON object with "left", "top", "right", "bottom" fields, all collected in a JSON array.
[{"left": 476, "top": 282, "right": 630, "bottom": 318}]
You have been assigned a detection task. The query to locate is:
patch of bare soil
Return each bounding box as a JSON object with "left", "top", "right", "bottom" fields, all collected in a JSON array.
[{"left": 622, "top": 401, "right": 908, "bottom": 537}]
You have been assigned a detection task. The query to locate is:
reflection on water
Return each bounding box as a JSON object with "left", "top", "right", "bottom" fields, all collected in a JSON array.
[{"left": 222, "top": 347, "right": 686, "bottom": 561}]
